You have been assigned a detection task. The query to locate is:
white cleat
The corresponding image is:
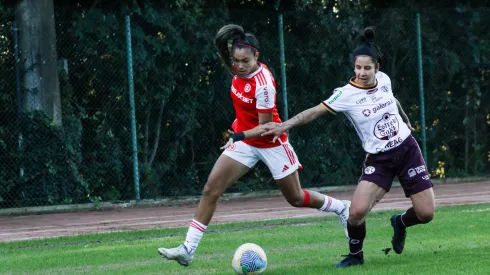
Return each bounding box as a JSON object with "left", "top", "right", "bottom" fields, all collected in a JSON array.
[
  {"left": 338, "top": 200, "right": 351, "bottom": 238},
  {"left": 158, "top": 244, "right": 193, "bottom": 266}
]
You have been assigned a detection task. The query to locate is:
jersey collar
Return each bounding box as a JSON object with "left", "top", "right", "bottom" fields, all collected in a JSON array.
[
  {"left": 242, "top": 63, "right": 263, "bottom": 79},
  {"left": 349, "top": 76, "right": 378, "bottom": 90}
]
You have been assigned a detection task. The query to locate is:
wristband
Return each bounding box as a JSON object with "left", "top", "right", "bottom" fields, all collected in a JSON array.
[{"left": 230, "top": 132, "right": 245, "bottom": 142}]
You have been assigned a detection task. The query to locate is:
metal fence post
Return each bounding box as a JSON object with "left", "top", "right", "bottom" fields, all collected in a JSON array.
[
  {"left": 416, "top": 13, "right": 427, "bottom": 162},
  {"left": 125, "top": 15, "right": 140, "bottom": 200},
  {"left": 277, "top": 9, "right": 288, "bottom": 123}
]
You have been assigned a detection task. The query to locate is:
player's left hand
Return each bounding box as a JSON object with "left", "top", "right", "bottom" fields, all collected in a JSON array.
[
  {"left": 220, "top": 130, "right": 235, "bottom": 150},
  {"left": 406, "top": 122, "right": 415, "bottom": 131},
  {"left": 220, "top": 138, "right": 235, "bottom": 150}
]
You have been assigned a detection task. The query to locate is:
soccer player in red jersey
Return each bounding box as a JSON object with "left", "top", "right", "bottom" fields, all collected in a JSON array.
[{"left": 157, "top": 24, "right": 351, "bottom": 266}]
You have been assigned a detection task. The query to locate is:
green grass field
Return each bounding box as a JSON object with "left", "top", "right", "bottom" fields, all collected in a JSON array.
[{"left": 1, "top": 204, "right": 489, "bottom": 275}]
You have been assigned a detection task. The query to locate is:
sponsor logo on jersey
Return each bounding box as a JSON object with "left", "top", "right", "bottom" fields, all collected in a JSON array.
[
  {"left": 380, "top": 85, "right": 390, "bottom": 93},
  {"left": 244, "top": 83, "right": 251, "bottom": 93},
  {"left": 263, "top": 86, "right": 269, "bottom": 103},
  {"left": 369, "top": 94, "right": 383, "bottom": 103},
  {"left": 362, "top": 109, "right": 371, "bottom": 117},
  {"left": 372, "top": 99, "right": 394, "bottom": 113},
  {"left": 231, "top": 85, "right": 253, "bottom": 104},
  {"left": 327, "top": 90, "right": 343, "bottom": 104},
  {"left": 384, "top": 137, "right": 404, "bottom": 149},
  {"left": 366, "top": 88, "right": 378, "bottom": 94},
  {"left": 356, "top": 97, "right": 367, "bottom": 104},
  {"left": 374, "top": 113, "right": 399, "bottom": 140}
]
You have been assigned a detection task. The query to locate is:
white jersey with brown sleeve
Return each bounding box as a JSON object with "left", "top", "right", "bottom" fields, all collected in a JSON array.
[{"left": 321, "top": 71, "right": 411, "bottom": 154}]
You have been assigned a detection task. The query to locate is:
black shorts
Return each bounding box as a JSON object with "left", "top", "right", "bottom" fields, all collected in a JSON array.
[{"left": 359, "top": 135, "right": 433, "bottom": 197}]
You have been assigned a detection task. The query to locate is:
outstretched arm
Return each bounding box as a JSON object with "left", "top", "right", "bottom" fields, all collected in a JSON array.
[
  {"left": 278, "top": 104, "right": 329, "bottom": 131},
  {"left": 395, "top": 98, "right": 415, "bottom": 131},
  {"left": 260, "top": 104, "right": 330, "bottom": 142}
]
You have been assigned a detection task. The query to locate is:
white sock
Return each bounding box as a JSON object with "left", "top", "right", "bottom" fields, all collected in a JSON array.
[
  {"left": 319, "top": 195, "right": 345, "bottom": 215},
  {"left": 184, "top": 219, "right": 207, "bottom": 254}
]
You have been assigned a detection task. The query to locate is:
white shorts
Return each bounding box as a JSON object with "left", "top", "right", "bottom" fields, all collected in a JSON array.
[{"left": 222, "top": 141, "right": 302, "bottom": 180}]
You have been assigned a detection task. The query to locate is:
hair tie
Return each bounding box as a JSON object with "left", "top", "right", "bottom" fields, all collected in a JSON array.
[{"left": 233, "top": 42, "right": 258, "bottom": 52}]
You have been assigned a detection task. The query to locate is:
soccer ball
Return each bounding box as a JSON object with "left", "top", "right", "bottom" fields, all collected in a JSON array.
[{"left": 232, "top": 243, "right": 267, "bottom": 274}]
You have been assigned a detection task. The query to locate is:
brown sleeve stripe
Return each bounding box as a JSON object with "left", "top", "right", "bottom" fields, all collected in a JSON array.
[{"left": 321, "top": 102, "right": 337, "bottom": 115}]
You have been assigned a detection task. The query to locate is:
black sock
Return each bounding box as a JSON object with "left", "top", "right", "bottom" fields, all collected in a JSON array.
[
  {"left": 397, "top": 207, "right": 422, "bottom": 228},
  {"left": 347, "top": 221, "right": 366, "bottom": 257}
]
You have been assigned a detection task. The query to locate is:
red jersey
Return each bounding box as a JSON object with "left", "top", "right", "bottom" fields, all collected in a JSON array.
[{"left": 230, "top": 63, "right": 288, "bottom": 148}]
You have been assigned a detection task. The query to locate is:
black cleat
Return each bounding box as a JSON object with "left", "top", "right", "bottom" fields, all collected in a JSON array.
[
  {"left": 391, "top": 214, "right": 407, "bottom": 254},
  {"left": 334, "top": 254, "right": 364, "bottom": 268}
]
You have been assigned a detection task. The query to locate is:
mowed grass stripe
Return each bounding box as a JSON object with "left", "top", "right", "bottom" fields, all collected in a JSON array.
[{"left": 0, "top": 203, "right": 488, "bottom": 274}]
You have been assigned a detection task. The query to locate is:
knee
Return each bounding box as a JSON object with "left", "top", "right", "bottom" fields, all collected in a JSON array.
[
  {"left": 417, "top": 211, "right": 434, "bottom": 224},
  {"left": 348, "top": 205, "right": 368, "bottom": 225},
  {"left": 202, "top": 181, "right": 223, "bottom": 201}
]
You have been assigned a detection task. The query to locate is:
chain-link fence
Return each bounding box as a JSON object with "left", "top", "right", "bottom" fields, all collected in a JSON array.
[
  {"left": 0, "top": 3, "right": 489, "bottom": 209},
  {"left": 0, "top": 8, "right": 18, "bottom": 208}
]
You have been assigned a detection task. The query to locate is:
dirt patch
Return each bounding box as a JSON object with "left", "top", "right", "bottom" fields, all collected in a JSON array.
[{"left": 0, "top": 182, "right": 489, "bottom": 242}]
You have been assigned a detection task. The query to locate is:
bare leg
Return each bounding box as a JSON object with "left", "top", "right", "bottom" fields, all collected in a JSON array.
[
  {"left": 275, "top": 171, "right": 351, "bottom": 237},
  {"left": 275, "top": 171, "right": 323, "bottom": 207},
  {"left": 276, "top": 171, "right": 347, "bottom": 212},
  {"left": 347, "top": 181, "right": 386, "bottom": 255},
  {"left": 391, "top": 187, "right": 435, "bottom": 254},
  {"left": 158, "top": 154, "right": 249, "bottom": 264},
  {"left": 194, "top": 154, "right": 250, "bottom": 225},
  {"left": 349, "top": 180, "right": 387, "bottom": 225},
  {"left": 334, "top": 180, "right": 387, "bottom": 267},
  {"left": 409, "top": 187, "right": 435, "bottom": 223}
]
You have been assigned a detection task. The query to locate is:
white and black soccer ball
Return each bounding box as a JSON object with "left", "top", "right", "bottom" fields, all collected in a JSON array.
[{"left": 232, "top": 243, "right": 267, "bottom": 274}]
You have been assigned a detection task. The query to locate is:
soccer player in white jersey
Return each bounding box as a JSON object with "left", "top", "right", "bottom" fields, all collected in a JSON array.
[
  {"left": 260, "top": 27, "right": 435, "bottom": 267},
  {"left": 157, "top": 24, "right": 351, "bottom": 267}
]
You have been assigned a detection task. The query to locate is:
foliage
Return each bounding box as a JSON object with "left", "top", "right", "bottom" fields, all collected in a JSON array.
[{"left": 0, "top": 0, "right": 489, "bottom": 207}]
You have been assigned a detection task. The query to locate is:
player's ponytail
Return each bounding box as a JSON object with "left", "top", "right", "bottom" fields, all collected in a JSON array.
[
  {"left": 215, "top": 24, "right": 260, "bottom": 75},
  {"left": 215, "top": 24, "right": 245, "bottom": 74}
]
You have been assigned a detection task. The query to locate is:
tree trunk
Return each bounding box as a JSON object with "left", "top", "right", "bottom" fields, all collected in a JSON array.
[
  {"left": 143, "top": 104, "right": 150, "bottom": 165},
  {"left": 148, "top": 96, "right": 166, "bottom": 167},
  {"left": 16, "top": 0, "right": 62, "bottom": 126}
]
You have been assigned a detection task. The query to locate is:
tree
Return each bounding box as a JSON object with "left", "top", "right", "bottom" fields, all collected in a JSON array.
[{"left": 16, "top": 0, "right": 62, "bottom": 125}]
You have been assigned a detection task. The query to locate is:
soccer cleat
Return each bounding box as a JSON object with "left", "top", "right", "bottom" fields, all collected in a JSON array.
[
  {"left": 157, "top": 244, "right": 194, "bottom": 266},
  {"left": 338, "top": 200, "right": 351, "bottom": 238},
  {"left": 391, "top": 214, "right": 407, "bottom": 254},
  {"left": 334, "top": 253, "right": 364, "bottom": 268}
]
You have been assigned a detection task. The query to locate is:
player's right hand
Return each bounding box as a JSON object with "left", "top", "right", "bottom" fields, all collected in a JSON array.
[{"left": 260, "top": 122, "right": 285, "bottom": 143}]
